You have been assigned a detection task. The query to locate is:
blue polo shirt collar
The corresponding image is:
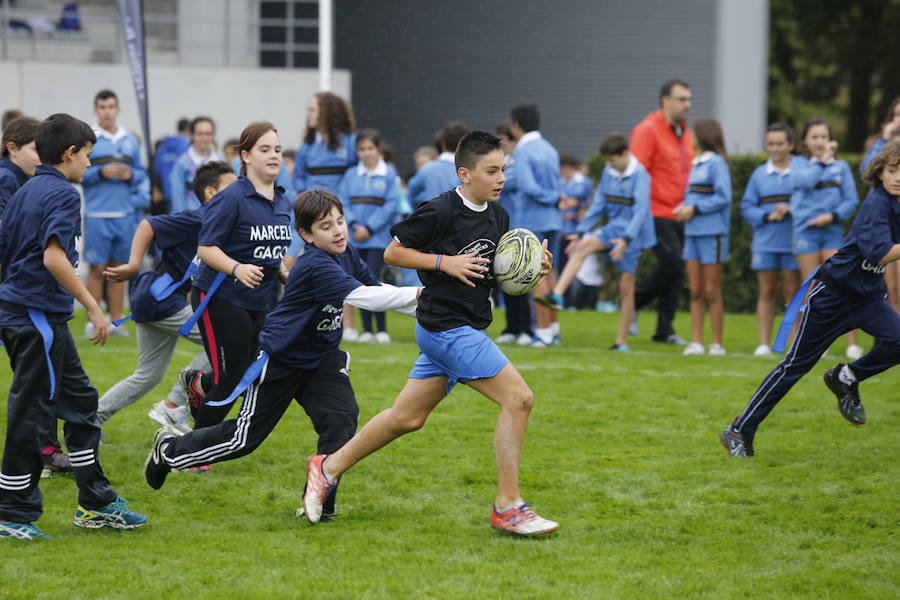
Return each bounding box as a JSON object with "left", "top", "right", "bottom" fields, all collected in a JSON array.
[
  {"left": 34, "top": 164, "right": 68, "bottom": 180},
  {"left": 237, "top": 175, "right": 284, "bottom": 201}
]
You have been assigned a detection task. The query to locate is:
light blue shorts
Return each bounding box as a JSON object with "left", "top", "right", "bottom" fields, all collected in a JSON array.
[
  {"left": 591, "top": 224, "right": 642, "bottom": 275},
  {"left": 683, "top": 235, "right": 728, "bottom": 265},
  {"left": 793, "top": 226, "right": 844, "bottom": 255},
  {"left": 410, "top": 323, "right": 509, "bottom": 394},
  {"left": 752, "top": 251, "right": 799, "bottom": 271},
  {"left": 84, "top": 216, "right": 136, "bottom": 265}
]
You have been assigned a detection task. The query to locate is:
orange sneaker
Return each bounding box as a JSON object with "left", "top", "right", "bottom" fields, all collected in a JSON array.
[
  {"left": 490, "top": 502, "right": 559, "bottom": 537},
  {"left": 303, "top": 454, "right": 336, "bottom": 524}
]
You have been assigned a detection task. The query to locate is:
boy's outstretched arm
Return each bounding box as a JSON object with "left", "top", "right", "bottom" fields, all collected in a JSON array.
[
  {"left": 383, "top": 238, "right": 489, "bottom": 287},
  {"left": 44, "top": 236, "right": 108, "bottom": 345}
]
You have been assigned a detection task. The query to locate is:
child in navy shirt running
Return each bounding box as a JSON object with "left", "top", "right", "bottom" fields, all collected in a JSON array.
[
  {"left": 672, "top": 118, "right": 733, "bottom": 356},
  {"left": 741, "top": 123, "right": 800, "bottom": 357},
  {"left": 180, "top": 122, "right": 292, "bottom": 429},
  {"left": 337, "top": 129, "right": 398, "bottom": 343},
  {"left": 144, "top": 189, "right": 420, "bottom": 522},
  {"left": 0, "top": 116, "right": 41, "bottom": 220},
  {"left": 0, "top": 114, "right": 146, "bottom": 540},
  {"left": 302, "top": 131, "right": 559, "bottom": 537},
  {"left": 537, "top": 133, "right": 655, "bottom": 352},
  {"left": 97, "top": 162, "right": 237, "bottom": 434},
  {"left": 721, "top": 140, "right": 900, "bottom": 457}
]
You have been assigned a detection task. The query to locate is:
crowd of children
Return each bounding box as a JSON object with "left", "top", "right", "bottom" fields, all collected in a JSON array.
[{"left": 2, "top": 82, "right": 900, "bottom": 540}]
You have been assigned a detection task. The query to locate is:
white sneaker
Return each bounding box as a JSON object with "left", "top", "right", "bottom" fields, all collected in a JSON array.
[
  {"left": 753, "top": 344, "right": 773, "bottom": 357},
  {"left": 85, "top": 321, "right": 95, "bottom": 338},
  {"left": 357, "top": 331, "right": 375, "bottom": 343},
  {"left": 109, "top": 324, "right": 130, "bottom": 337},
  {"left": 148, "top": 401, "right": 192, "bottom": 436},
  {"left": 342, "top": 328, "right": 359, "bottom": 343},
  {"left": 846, "top": 344, "right": 864, "bottom": 360},
  {"left": 374, "top": 331, "right": 391, "bottom": 344},
  {"left": 708, "top": 343, "right": 727, "bottom": 356},
  {"left": 529, "top": 335, "right": 557, "bottom": 348},
  {"left": 682, "top": 342, "right": 705, "bottom": 356},
  {"left": 495, "top": 333, "right": 517, "bottom": 344},
  {"left": 515, "top": 333, "right": 533, "bottom": 346}
]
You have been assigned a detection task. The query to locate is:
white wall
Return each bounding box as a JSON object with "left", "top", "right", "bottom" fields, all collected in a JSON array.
[
  {"left": 0, "top": 60, "right": 352, "bottom": 157},
  {"left": 714, "top": 0, "right": 769, "bottom": 153},
  {"left": 177, "top": 0, "right": 258, "bottom": 68}
]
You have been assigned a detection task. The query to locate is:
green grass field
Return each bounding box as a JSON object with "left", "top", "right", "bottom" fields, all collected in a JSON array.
[{"left": 1, "top": 309, "right": 898, "bottom": 599}]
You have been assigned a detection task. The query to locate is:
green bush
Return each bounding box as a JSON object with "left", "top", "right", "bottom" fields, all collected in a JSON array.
[{"left": 586, "top": 152, "right": 867, "bottom": 313}]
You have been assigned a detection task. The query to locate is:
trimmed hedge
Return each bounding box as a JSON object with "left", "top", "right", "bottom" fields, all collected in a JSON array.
[{"left": 586, "top": 152, "right": 866, "bottom": 313}]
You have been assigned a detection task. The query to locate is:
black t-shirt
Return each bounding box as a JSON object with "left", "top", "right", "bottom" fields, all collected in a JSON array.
[{"left": 390, "top": 189, "right": 509, "bottom": 332}]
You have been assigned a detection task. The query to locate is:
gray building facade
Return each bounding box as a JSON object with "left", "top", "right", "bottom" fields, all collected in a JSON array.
[{"left": 335, "top": 0, "right": 768, "bottom": 174}]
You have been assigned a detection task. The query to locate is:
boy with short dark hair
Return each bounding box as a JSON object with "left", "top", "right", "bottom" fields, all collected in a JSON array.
[
  {"left": 98, "top": 161, "right": 237, "bottom": 434},
  {"left": 721, "top": 139, "right": 900, "bottom": 456},
  {"left": 537, "top": 133, "right": 655, "bottom": 352},
  {"left": 302, "top": 131, "right": 559, "bottom": 537},
  {"left": 144, "top": 189, "right": 420, "bottom": 522},
  {"left": 0, "top": 113, "right": 147, "bottom": 540}
]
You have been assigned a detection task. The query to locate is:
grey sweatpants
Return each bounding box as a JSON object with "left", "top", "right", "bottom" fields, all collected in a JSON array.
[{"left": 97, "top": 305, "right": 210, "bottom": 424}]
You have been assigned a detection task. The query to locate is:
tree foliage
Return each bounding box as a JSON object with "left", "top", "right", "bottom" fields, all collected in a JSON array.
[{"left": 768, "top": 0, "right": 900, "bottom": 151}]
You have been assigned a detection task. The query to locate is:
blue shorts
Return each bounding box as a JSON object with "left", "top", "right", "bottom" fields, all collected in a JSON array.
[
  {"left": 683, "top": 235, "right": 728, "bottom": 265},
  {"left": 84, "top": 216, "right": 136, "bottom": 265},
  {"left": 536, "top": 230, "right": 560, "bottom": 269},
  {"left": 591, "top": 224, "right": 642, "bottom": 275},
  {"left": 793, "top": 226, "right": 843, "bottom": 255},
  {"left": 752, "top": 251, "right": 799, "bottom": 271},
  {"left": 409, "top": 323, "right": 510, "bottom": 394}
]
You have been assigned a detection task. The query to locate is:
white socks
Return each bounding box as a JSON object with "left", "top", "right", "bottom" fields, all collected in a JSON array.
[{"left": 839, "top": 364, "right": 857, "bottom": 385}]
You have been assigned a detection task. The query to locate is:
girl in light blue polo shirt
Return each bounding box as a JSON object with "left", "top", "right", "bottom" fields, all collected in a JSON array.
[
  {"left": 791, "top": 117, "right": 862, "bottom": 359},
  {"left": 673, "top": 118, "right": 732, "bottom": 356}
]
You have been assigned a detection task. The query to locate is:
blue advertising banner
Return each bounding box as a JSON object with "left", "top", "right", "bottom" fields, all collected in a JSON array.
[{"left": 116, "top": 0, "right": 152, "bottom": 163}]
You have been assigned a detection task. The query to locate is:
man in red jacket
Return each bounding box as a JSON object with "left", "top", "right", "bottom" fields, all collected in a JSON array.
[{"left": 630, "top": 79, "right": 695, "bottom": 345}]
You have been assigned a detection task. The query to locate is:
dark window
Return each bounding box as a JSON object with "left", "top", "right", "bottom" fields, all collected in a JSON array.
[
  {"left": 293, "top": 27, "right": 318, "bottom": 44},
  {"left": 259, "top": 1, "right": 320, "bottom": 69},
  {"left": 294, "top": 2, "right": 318, "bottom": 19},
  {"left": 293, "top": 51, "right": 318, "bottom": 68},
  {"left": 260, "top": 1, "right": 286, "bottom": 18},
  {"left": 260, "top": 51, "right": 287, "bottom": 68}
]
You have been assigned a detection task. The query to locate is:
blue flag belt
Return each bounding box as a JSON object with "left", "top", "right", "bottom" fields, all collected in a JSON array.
[
  {"left": 150, "top": 262, "right": 198, "bottom": 301},
  {"left": 26, "top": 309, "right": 57, "bottom": 399},
  {"left": 205, "top": 351, "right": 268, "bottom": 407},
  {"left": 772, "top": 266, "right": 819, "bottom": 353},
  {"left": 178, "top": 271, "right": 226, "bottom": 337}
]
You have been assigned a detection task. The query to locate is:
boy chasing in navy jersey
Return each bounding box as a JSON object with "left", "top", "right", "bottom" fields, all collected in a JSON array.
[
  {"left": 97, "top": 162, "right": 236, "bottom": 434},
  {"left": 144, "top": 189, "right": 420, "bottom": 521},
  {"left": 303, "top": 131, "right": 559, "bottom": 537},
  {"left": 721, "top": 140, "right": 900, "bottom": 456},
  {"left": 0, "top": 114, "right": 146, "bottom": 540}
]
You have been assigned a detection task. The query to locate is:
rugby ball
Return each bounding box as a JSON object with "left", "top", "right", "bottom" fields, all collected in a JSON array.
[{"left": 492, "top": 228, "right": 544, "bottom": 295}]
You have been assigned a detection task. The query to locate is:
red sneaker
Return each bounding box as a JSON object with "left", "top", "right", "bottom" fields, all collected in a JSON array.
[
  {"left": 491, "top": 502, "right": 559, "bottom": 537},
  {"left": 303, "top": 454, "right": 336, "bottom": 524}
]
